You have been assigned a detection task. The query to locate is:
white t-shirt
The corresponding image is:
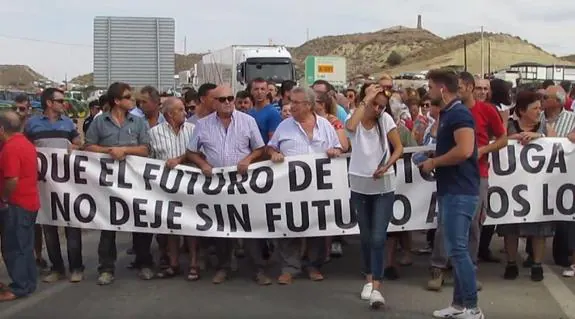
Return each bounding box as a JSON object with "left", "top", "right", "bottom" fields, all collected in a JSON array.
[{"left": 347, "top": 112, "right": 397, "bottom": 195}]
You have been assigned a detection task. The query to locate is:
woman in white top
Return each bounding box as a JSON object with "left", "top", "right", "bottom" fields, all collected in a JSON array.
[{"left": 345, "top": 83, "right": 403, "bottom": 309}]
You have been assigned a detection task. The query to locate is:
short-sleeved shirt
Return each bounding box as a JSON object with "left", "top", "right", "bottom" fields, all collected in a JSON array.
[
  {"left": 540, "top": 109, "right": 575, "bottom": 137},
  {"left": 85, "top": 112, "right": 150, "bottom": 147},
  {"left": 268, "top": 115, "right": 342, "bottom": 157},
  {"left": 435, "top": 100, "right": 479, "bottom": 196},
  {"left": 149, "top": 122, "right": 195, "bottom": 160},
  {"left": 0, "top": 133, "right": 40, "bottom": 212},
  {"left": 247, "top": 104, "right": 282, "bottom": 144},
  {"left": 470, "top": 101, "right": 506, "bottom": 178},
  {"left": 130, "top": 107, "right": 166, "bottom": 125},
  {"left": 336, "top": 104, "right": 348, "bottom": 124},
  {"left": 24, "top": 114, "right": 79, "bottom": 149},
  {"left": 347, "top": 112, "right": 397, "bottom": 195},
  {"left": 187, "top": 110, "right": 265, "bottom": 168}
]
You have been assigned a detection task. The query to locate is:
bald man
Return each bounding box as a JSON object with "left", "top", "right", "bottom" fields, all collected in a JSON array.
[
  {"left": 0, "top": 110, "right": 41, "bottom": 301},
  {"left": 148, "top": 97, "right": 198, "bottom": 279},
  {"left": 186, "top": 85, "right": 271, "bottom": 285}
]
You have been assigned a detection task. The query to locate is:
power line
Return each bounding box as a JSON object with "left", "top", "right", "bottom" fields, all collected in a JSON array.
[{"left": 0, "top": 34, "right": 92, "bottom": 48}]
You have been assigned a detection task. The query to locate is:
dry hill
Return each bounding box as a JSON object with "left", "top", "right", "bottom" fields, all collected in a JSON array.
[
  {"left": 289, "top": 26, "right": 441, "bottom": 77},
  {"left": 385, "top": 32, "right": 575, "bottom": 75},
  {"left": 0, "top": 65, "right": 48, "bottom": 88},
  {"left": 562, "top": 55, "right": 575, "bottom": 63}
]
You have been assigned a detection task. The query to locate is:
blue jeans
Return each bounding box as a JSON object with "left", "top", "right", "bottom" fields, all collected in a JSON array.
[
  {"left": 1, "top": 204, "right": 38, "bottom": 297},
  {"left": 439, "top": 194, "right": 479, "bottom": 309},
  {"left": 351, "top": 191, "right": 395, "bottom": 281}
]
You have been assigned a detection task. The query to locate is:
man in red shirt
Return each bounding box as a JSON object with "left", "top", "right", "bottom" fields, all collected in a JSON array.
[
  {"left": 458, "top": 72, "right": 508, "bottom": 263},
  {"left": 0, "top": 110, "right": 41, "bottom": 301}
]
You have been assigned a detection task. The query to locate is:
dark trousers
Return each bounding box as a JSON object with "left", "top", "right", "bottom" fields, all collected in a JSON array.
[
  {"left": 478, "top": 225, "right": 496, "bottom": 257},
  {"left": 553, "top": 222, "right": 571, "bottom": 266},
  {"left": 132, "top": 232, "right": 154, "bottom": 269},
  {"left": 43, "top": 225, "right": 84, "bottom": 273},
  {"left": 97, "top": 230, "right": 117, "bottom": 274},
  {"left": 1, "top": 205, "right": 38, "bottom": 297}
]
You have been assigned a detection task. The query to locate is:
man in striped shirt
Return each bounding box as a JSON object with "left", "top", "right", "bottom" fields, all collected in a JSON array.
[
  {"left": 186, "top": 86, "right": 271, "bottom": 285},
  {"left": 540, "top": 85, "right": 575, "bottom": 269},
  {"left": 148, "top": 97, "right": 198, "bottom": 280}
]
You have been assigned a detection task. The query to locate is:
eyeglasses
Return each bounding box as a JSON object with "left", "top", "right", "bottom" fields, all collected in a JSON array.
[
  {"left": 216, "top": 96, "right": 234, "bottom": 103},
  {"left": 51, "top": 99, "right": 65, "bottom": 104}
]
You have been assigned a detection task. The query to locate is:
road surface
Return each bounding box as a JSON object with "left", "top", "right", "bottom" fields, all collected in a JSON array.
[{"left": 0, "top": 230, "right": 574, "bottom": 319}]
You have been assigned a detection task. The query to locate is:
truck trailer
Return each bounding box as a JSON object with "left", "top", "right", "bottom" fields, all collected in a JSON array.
[{"left": 196, "top": 45, "right": 296, "bottom": 94}]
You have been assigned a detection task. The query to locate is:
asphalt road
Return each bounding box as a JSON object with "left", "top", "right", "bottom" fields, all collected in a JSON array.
[{"left": 0, "top": 230, "right": 574, "bottom": 319}]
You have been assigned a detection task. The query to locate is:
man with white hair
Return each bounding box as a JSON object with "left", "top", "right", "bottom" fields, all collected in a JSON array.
[
  {"left": 473, "top": 78, "right": 490, "bottom": 103},
  {"left": 148, "top": 97, "right": 198, "bottom": 280},
  {"left": 268, "top": 86, "right": 343, "bottom": 285},
  {"left": 540, "top": 85, "right": 575, "bottom": 272}
]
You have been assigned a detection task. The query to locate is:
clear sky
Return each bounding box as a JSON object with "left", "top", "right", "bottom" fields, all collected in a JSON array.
[{"left": 0, "top": 0, "right": 573, "bottom": 82}]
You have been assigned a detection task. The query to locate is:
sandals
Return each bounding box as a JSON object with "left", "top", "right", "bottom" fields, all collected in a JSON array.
[
  {"left": 156, "top": 266, "right": 180, "bottom": 279},
  {"left": 187, "top": 267, "right": 200, "bottom": 281}
]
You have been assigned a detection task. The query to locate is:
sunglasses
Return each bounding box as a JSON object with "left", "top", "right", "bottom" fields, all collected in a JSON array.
[
  {"left": 12, "top": 106, "right": 28, "bottom": 112},
  {"left": 421, "top": 102, "right": 431, "bottom": 108},
  {"left": 121, "top": 95, "right": 132, "bottom": 100},
  {"left": 217, "top": 96, "right": 234, "bottom": 103}
]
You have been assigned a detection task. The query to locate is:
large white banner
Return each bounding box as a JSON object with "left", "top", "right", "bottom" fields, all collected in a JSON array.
[{"left": 36, "top": 138, "right": 575, "bottom": 238}]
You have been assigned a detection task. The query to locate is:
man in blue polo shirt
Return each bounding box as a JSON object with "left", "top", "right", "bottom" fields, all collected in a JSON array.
[
  {"left": 247, "top": 77, "right": 282, "bottom": 144},
  {"left": 419, "top": 69, "right": 482, "bottom": 319},
  {"left": 24, "top": 87, "right": 84, "bottom": 284}
]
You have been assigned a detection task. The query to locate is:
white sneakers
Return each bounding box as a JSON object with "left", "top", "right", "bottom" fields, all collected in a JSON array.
[
  {"left": 433, "top": 306, "right": 484, "bottom": 319},
  {"left": 369, "top": 290, "right": 385, "bottom": 309},
  {"left": 562, "top": 265, "right": 575, "bottom": 277},
  {"left": 359, "top": 282, "right": 385, "bottom": 309},
  {"left": 360, "top": 282, "right": 373, "bottom": 300}
]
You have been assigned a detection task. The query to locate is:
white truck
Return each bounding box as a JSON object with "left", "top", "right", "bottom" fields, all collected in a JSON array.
[{"left": 196, "top": 45, "right": 296, "bottom": 94}]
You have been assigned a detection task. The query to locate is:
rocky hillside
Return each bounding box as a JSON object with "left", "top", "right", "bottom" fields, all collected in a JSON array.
[{"left": 0, "top": 65, "right": 48, "bottom": 88}]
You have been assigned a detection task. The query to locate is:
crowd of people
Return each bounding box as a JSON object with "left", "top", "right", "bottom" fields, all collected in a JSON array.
[{"left": 1, "top": 70, "right": 575, "bottom": 319}]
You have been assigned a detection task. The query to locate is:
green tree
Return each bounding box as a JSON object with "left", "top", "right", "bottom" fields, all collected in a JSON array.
[{"left": 386, "top": 51, "right": 403, "bottom": 66}]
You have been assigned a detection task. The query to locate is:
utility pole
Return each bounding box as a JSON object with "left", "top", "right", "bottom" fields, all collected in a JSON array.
[
  {"left": 480, "top": 26, "right": 485, "bottom": 76},
  {"left": 184, "top": 36, "right": 187, "bottom": 55},
  {"left": 464, "top": 40, "right": 468, "bottom": 72},
  {"left": 306, "top": 28, "right": 310, "bottom": 42},
  {"left": 488, "top": 41, "right": 491, "bottom": 75}
]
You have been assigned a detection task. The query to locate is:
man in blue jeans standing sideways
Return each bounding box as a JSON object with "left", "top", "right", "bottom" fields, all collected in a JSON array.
[
  {"left": 0, "top": 111, "right": 40, "bottom": 301},
  {"left": 419, "top": 69, "right": 483, "bottom": 319}
]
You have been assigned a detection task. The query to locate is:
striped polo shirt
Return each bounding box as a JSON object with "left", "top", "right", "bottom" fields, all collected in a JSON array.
[
  {"left": 541, "top": 110, "right": 575, "bottom": 137},
  {"left": 24, "top": 114, "right": 79, "bottom": 149},
  {"left": 149, "top": 122, "right": 195, "bottom": 160}
]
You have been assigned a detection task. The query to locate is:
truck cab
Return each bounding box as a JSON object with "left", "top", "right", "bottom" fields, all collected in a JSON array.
[{"left": 235, "top": 46, "right": 296, "bottom": 89}]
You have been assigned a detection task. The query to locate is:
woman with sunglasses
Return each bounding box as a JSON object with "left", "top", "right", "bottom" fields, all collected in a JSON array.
[{"left": 345, "top": 82, "right": 403, "bottom": 309}]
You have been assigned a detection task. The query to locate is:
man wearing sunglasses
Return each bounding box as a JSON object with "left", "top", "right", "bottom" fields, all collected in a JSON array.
[
  {"left": 12, "top": 94, "right": 30, "bottom": 121},
  {"left": 85, "top": 82, "right": 150, "bottom": 286},
  {"left": 23, "top": 88, "right": 84, "bottom": 284},
  {"left": 186, "top": 85, "right": 271, "bottom": 285}
]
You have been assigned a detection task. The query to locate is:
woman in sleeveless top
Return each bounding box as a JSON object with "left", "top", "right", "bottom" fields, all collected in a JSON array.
[
  {"left": 346, "top": 82, "right": 403, "bottom": 309},
  {"left": 497, "top": 91, "right": 556, "bottom": 282}
]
